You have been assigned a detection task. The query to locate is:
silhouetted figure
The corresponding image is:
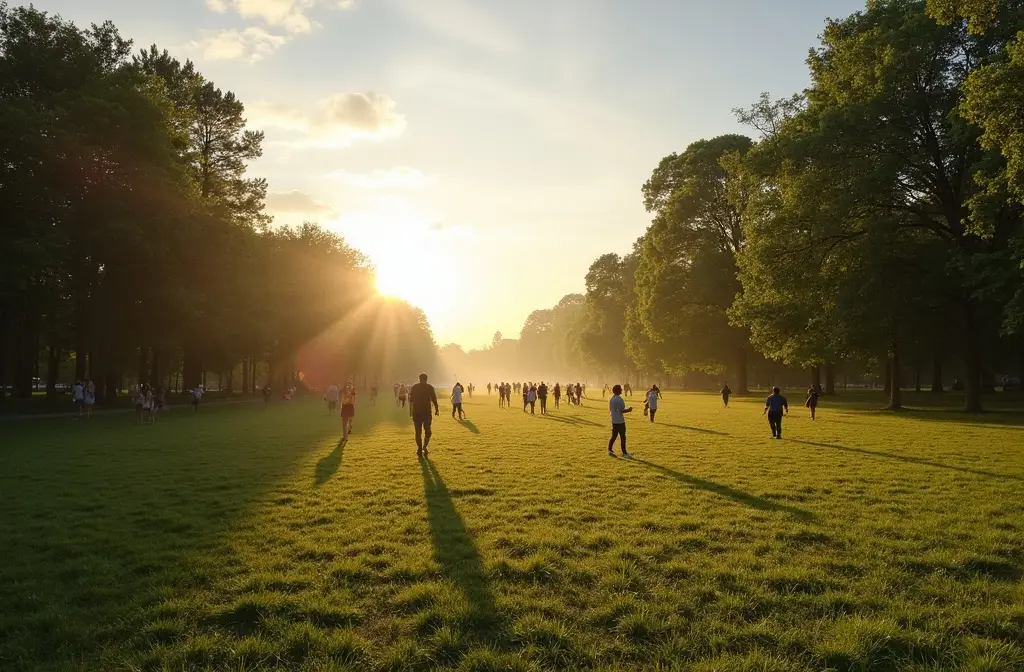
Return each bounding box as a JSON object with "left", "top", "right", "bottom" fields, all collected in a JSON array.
[
  {"left": 410, "top": 373, "right": 440, "bottom": 456},
  {"left": 763, "top": 386, "right": 789, "bottom": 439},
  {"left": 721, "top": 383, "right": 732, "bottom": 407}
]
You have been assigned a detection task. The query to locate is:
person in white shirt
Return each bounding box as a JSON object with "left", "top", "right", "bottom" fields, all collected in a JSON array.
[
  {"left": 451, "top": 382, "right": 465, "bottom": 420},
  {"left": 191, "top": 385, "right": 203, "bottom": 412},
  {"left": 325, "top": 384, "right": 339, "bottom": 413},
  {"left": 645, "top": 385, "right": 660, "bottom": 423},
  {"left": 73, "top": 381, "right": 85, "bottom": 418},
  {"left": 83, "top": 379, "right": 96, "bottom": 419}
]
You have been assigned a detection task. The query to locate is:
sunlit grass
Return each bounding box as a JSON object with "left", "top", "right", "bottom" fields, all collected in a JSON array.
[{"left": 1, "top": 392, "right": 1022, "bottom": 671}]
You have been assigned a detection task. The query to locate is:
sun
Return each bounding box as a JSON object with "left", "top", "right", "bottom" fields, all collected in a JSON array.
[{"left": 371, "top": 244, "right": 457, "bottom": 325}]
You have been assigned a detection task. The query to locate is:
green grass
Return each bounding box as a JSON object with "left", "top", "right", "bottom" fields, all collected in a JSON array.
[{"left": 2, "top": 392, "right": 1023, "bottom": 671}]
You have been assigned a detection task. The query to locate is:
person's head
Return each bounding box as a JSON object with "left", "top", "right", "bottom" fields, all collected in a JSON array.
[
  {"left": 773, "top": 386, "right": 781, "bottom": 395},
  {"left": 419, "top": 373, "right": 428, "bottom": 383},
  {"left": 612, "top": 384, "right": 622, "bottom": 395}
]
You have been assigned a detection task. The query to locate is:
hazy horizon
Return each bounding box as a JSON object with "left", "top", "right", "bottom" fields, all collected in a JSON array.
[{"left": 36, "top": 0, "right": 865, "bottom": 348}]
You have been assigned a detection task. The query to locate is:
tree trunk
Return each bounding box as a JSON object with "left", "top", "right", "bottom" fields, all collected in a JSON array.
[
  {"left": 735, "top": 347, "right": 748, "bottom": 394},
  {"left": 138, "top": 346, "right": 149, "bottom": 389},
  {"left": 931, "top": 353, "right": 943, "bottom": 393},
  {"left": 884, "top": 359, "right": 892, "bottom": 396},
  {"left": 46, "top": 344, "right": 61, "bottom": 399},
  {"left": 242, "top": 357, "right": 249, "bottom": 395},
  {"left": 824, "top": 361, "right": 836, "bottom": 395},
  {"left": 0, "top": 303, "right": 8, "bottom": 404},
  {"left": 150, "top": 348, "right": 161, "bottom": 388},
  {"left": 962, "top": 305, "right": 983, "bottom": 412},
  {"left": 885, "top": 345, "right": 902, "bottom": 411},
  {"left": 15, "top": 306, "right": 39, "bottom": 399},
  {"left": 810, "top": 365, "right": 821, "bottom": 392},
  {"left": 226, "top": 365, "right": 234, "bottom": 394}
]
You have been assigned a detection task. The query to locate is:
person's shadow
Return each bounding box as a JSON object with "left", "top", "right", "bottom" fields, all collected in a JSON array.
[
  {"left": 459, "top": 419, "right": 480, "bottom": 434},
  {"left": 314, "top": 438, "right": 345, "bottom": 485},
  {"left": 420, "top": 458, "right": 503, "bottom": 641}
]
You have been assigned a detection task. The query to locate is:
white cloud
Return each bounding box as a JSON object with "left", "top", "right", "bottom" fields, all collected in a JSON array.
[
  {"left": 265, "top": 190, "right": 338, "bottom": 218},
  {"left": 204, "top": 0, "right": 355, "bottom": 34},
  {"left": 328, "top": 167, "right": 437, "bottom": 189},
  {"left": 249, "top": 92, "right": 407, "bottom": 148},
  {"left": 188, "top": 27, "right": 289, "bottom": 63}
]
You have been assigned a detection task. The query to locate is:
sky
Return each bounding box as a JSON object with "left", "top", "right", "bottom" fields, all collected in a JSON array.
[{"left": 32, "top": 0, "right": 865, "bottom": 349}]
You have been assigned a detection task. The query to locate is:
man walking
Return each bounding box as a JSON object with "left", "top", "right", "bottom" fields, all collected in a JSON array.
[
  {"left": 410, "top": 373, "right": 440, "bottom": 456},
  {"left": 538, "top": 381, "right": 549, "bottom": 415},
  {"left": 763, "top": 386, "right": 789, "bottom": 439},
  {"left": 607, "top": 384, "right": 633, "bottom": 458},
  {"left": 451, "top": 381, "right": 466, "bottom": 420}
]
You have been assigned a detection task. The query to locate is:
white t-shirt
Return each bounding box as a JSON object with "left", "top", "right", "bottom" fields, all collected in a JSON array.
[
  {"left": 326, "top": 385, "right": 339, "bottom": 401},
  {"left": 73, "top": 384, "right": 84, "bottom": 401},
  {"left": 646, "top": 390, "right": 659, "bottom": 410},
  {"left": 192, "top": 387, "right": 203, "bottom": 400},
  {"left": 451, "top": 387, "right": 463, "bottom": 404}
]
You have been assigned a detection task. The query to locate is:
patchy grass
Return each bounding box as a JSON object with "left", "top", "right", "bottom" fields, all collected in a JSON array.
[{"left": 1, "top": 391, "right": 1023, "bottom": 671}]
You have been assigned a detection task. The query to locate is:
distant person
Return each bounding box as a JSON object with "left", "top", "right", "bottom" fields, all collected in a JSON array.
[
  {"left": 398, "top": 383, "right": 408, "bottom": 408},
  {"left": 409, "top": 373, "right": 440, "bottom": 457},
  {"left": 73, "top": 380, "right": 85, "bottom": 418},
  {"left": 522, "top": 383, "right": 529, "bottom": 412},
  {"left": 134, "top": 385, "right": 146, "bottom": 424},
  {"left": 602, "top": 384, "right": 609, "bottom": 398},
  {"left": 340, "top": 382, "right": 356, "bottom": 441},
  {"left": 805, "top": 385, "right": 820, "bottom": 421},
  {"left": 553, "top": 382, "right": 561, "bottom": 408},
  {"left": 498, "top": 382, "right": 506, "bottom": 408},
  {"left": 487, "top": 382, "right": 492, "bottom": 396},
  {"left": 526, "top": 384, "right": 538, "bottom": 414},
  {"left": 607, "top": 384, "right": 633, "bottom": 458},
  {"left": 538, "top": 381, "right": 549, "bottom": 414},
  {"left": 191, "top": 384, "right": 203, "bottom": 412},
  {"left": 624, "top": 382, "right": 632, "bottom": 397},
  {"left": 325, "top": 383, "right": 339, "bottom": 414},
  {"left": 83, "top": 378, "right": 96, "bottom": 418},
  {"left": 263, "top": 384, "right": 271, "bottom": 403},
  {"left": 645, "top": 385, "right": 660, "bottom": 423},
  {"left": 370, "top": 384, "right": 378, "bottom": 406},
  {"left": 451, "top": 381, "right": 466, "bottom": 420},
  {"left": 394, "top": 383, "right": 400, "bottom": 403},
  {"left": 575, "top": 383, "right": 583, "bottom": 406},
  {"left": 721, "top": 383, "right": 732, "bottom": 407},
  {"left": 763, "top": 386, "right": 789, "bottom": 439},
  {"left": 468, "top": 383, "right": 474, "bottom": 399}
]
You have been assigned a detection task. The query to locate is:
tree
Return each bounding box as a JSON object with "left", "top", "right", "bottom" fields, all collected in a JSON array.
[{"left": 634, "top": 135, "right": 754, "bottom": 391}]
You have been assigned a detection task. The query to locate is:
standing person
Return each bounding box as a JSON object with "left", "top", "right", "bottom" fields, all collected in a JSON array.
[
  {"left": 370, "top": 384, "right": 378, "bottom": 406},
  {"left": 398, "top": 383, "right": 408, "bottom": 408},
  {"left": 763, "top": 386, "right": 789, "bottom": 439},
  {"left": 645, "top": 385, "right": 660, "bottom": 423},
  {"left": 497, "top": 382, "right": 505, "bottom": 408},
  {"left": 553, "top": 382, "right": 561, "bottom": 409},
  {"left": 325, "top": 383, "right": 339, "bottom": 414},
  {"left": 143, "top": 385, "right": 155, "bottom": 424},
  {"left": 522, "top": 383, "right": 529, "bottom": 412},
  {"left": 394, "top": 382, "right": 400, "bottom": 404},
  {"left": 263, "top": 384, "right": 272, "bottom": 403},
  {"left": 134, "top": 385, "right": 146, "bottom": 424},
  {"left": 487, "top": 382, "right": 492, "bottom": 396},
  {"left": 575, "top": 383, "right": 583, "bottom": 406},
  {"left": 538, "top": 381, "right": 549, "bottom": 415},
  {"left": 451, "top": 381, "right": 466, "bottom": 420},
  {"left": 73, "top": 380, "right": 85, "bottom": 418},
  {"left": 190, "top": 384, "right": 203, "bottom": 412},
  {"left": 602, "top": 384, "right": 609, "bottom": 399},
  {"left": 526, "top": 384, "right": 538, "bottom": 415},
  {"left": 409, "top": 373, "right": 440, "bottom": 457},
  {"left": 607, "top": 384, "right": 633, "bottom": 458},
  {"left": 805, "top": 385, "right": 820, "bottom": 421},
  {"left": 340, "top": 382, "right": 356, "bottom": 441},
  {"left": 83, "top": 378, "right": 96, "bottom": 419},
  {"left": 468, "top": 383, "right": 474, "bottom": 399},
  {"left": 721, "top": 383, "right": 732, "bottom": 407}
]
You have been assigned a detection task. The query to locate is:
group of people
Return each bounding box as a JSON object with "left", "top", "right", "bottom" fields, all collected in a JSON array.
[{"left": 71, "top": 379, "right": 97, "bottom": 419}]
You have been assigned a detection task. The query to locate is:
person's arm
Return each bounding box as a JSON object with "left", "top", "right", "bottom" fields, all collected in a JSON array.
[
  {"left": 783, "top": 398, "right": 789, "bottom": 414},
  {"left": 431, "top": 388, "right": 439, "bottom": 414},
  {"left": 762, "top": 399, "right": 768, "bottom": 415}
]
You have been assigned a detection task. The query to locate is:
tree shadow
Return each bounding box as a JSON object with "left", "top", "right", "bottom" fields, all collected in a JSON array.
[
  {"left": 420, "top": 458, "right": 504, "bottom": 642},
  {"left": 661, "top": 423, "right": 729, "bottom": 436},
  {"left": 314, "top": 438, "right": 346, "bottom": 486},
  {"left": 632, "top": 459, "right": 815, "bottom": 521},
  {"left": 789, "top": 440, "right": 1022, "bottom": 482}
]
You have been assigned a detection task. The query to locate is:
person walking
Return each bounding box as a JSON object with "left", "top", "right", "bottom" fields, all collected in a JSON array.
[
  {"left": 538, "top": 381, "right": 549, "bottom": 415},
  {"left": 575, "top": 382, "right": 583, "bottom": 406},
  {"left": 526, "top": 384, "right": 538, "bottom": 415},
  {"left": 73, "top": 380, "right": 85, "bottom": 419},
  {"left": 487, "top": 382, "right": 492, "bottom": 396},
  {"left": 83, "top": 378, "right": 96, "bottom": 419},
  {"left": 398, "top": 383, "right": 408, "bottom": 408},
  {"left": 607, "top": 384, "right": 633, "bottom": 457},
  {"left": 721, "top": 383, "right": 732, "bottom": 407},
  {"left": 553, "top": 382, "right": 561, "bottom": 409},
  {"left": 325, "top": 383, "right": 339, "bottom": 414},
  {"left": 805, "top": 385, "right": 820, "bottom": 421},
  {"left": 451, "top": 381, "right": 466, "bottom": 420},
  {"left": 340, "top": 382, "right": 356, "bottom": 441},
  {"left": 645, "top": 385, "right": 660, "bottom": 423},
  {"left": 409, "top": 373, "right": 440, "bottom": 457},
  {"left": 763, "top": 386, "right": 789, "bottom": 439}
]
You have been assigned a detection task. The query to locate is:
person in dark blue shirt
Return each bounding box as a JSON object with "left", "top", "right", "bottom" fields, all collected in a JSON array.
[{"left": 762, "top": 386, "right": 789, "bottom": 439}]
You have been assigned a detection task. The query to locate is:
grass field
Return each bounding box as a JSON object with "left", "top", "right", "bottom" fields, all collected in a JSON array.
[{"left": 2, "top": 391, "right": 1023, "bottom": 671}]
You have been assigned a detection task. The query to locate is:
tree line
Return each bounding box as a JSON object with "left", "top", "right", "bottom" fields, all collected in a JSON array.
[
  {"left": 0, "top": 4, "right": 437, "bottom": 406},
  {"left": 463, "top": 0, "right": 1022, "bottom": 412}
]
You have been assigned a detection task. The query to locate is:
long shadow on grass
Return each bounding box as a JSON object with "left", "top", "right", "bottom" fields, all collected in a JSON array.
[
  {"left": 537, "top": 414, "right": 604, "bottom": 428},
  {"left": 632, "top": 459, "right": 815, "bottom": 521},
  {"left": 790, "top": 440, "right": 1023, "bottom": 481},
  {"left": 314, "top": 438, "right": 346, "bottom": 485},
  {"left": 420, "top": 458, "right": 504, "bottom": 643},
  {"left": 661, "top": 423, "right": 729, "bottom": 436},
  {"left": 458, "top": 419, "right": 481, "bottom": 434}
]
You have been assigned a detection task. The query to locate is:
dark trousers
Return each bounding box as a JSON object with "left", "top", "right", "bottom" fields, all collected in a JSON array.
[
  {"left": 608, "top": 423, "right": 626, "bottom": 453},
  {"left": 539, "top": 396, "right": 547, "bottom": 413},
  {"left": 768, "top": 411, "right": 783, "bottom": 438},
  {"left": 649, "top": 408, "right": 657, "bottom": 423},
  {"left": 452, "top": 403, "right": 463, "bottom": 418},
  {"left": 414, "top": 414, "right": 433, "bottom": 449}
]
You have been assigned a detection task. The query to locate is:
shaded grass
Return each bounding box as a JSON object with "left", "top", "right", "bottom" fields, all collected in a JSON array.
[{"left": 1, "top": 391, "right": 1023, "bottom": 670}]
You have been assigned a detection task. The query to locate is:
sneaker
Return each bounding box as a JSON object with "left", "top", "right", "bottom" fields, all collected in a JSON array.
[
  {"left": 608, "top": 450, "right": 616, "bottom": 457},
  {"left": 621, "top": 451, "right": 632, "bottom": 459}
]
